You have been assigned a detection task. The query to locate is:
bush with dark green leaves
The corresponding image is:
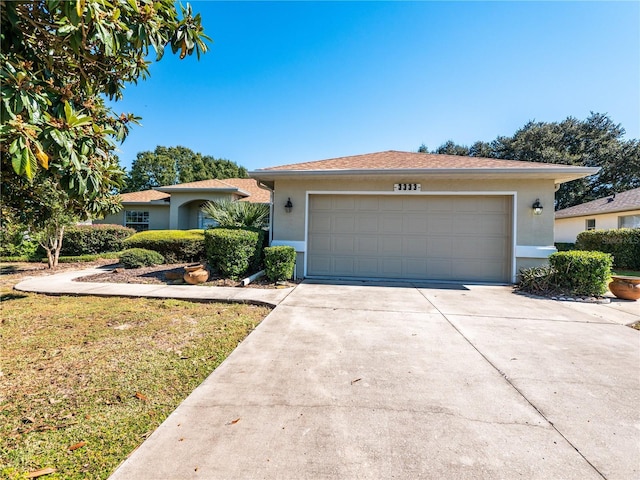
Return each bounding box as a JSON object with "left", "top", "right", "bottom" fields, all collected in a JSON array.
[
  {"left": 60, "top": 225, "right": 135, "bottom": 256},
  {"left": 518, "top": 250, "right": 613, "bottom": 297},
  {"left": 204, "top": 227, "right": 266, "bottom": 280},
  {"left": 119, "top": 248, "right": 165, "bottom": 269},
  {"left": 554, "top": 242, "right": 575, "bottom": 252},
  {"left": 264, "top": 246, "right": 296, "bottom": 282},
  {"left": 123, "top": 230, "right": 205, "bottom": 263},
  {"left": 575, "top": 228, "right": 640, "bottom": 270}
]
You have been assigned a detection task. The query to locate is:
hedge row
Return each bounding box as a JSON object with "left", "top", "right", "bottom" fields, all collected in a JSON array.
[
  {"left": 575, "top": 228, "right": 640, "bottom": 270},
  {"left": 61, "top": 224, "right": 135, "bottom": 255},
  {"left": 123, "top": 230, "right": 205, "bottom": 264}
]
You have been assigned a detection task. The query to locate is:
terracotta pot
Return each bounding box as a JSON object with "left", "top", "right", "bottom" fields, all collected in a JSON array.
[
  {"left": 183, "top": 268, "right": 209, "bottom": 285},
  {"left": 608, "top": 276, "right": 640, "bottom": 301}
]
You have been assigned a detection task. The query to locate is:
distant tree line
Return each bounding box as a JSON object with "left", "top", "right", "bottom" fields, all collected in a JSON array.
[
  {"left": 122, "top": 146, "right": 248, "bottom": 192},
  {"left": 419, "top": 113, "right": 640, "bottom": 210}
]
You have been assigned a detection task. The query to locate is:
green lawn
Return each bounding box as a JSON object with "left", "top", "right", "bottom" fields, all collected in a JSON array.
[{"left": 0, "top": 271, "right": 270, "bottom": 480}]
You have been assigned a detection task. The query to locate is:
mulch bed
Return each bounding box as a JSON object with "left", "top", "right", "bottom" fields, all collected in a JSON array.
[{"left": 74, "top": 263, "right": 298, "bottom": 289}]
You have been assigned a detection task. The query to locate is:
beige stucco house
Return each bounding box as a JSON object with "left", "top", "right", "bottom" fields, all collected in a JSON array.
[
  {"left": 95, "top": 178, "right": 270, "bottom": 231},
  {"left": 250, "top": 150, "right": 597, "bottom": 283},
  {"left": 554, "top": 187, "right": 640, "bottom": 243}
]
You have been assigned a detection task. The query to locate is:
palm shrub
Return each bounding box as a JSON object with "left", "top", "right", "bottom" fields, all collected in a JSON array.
[{"left": 200, "top": 200, "right": 269, "bottom": 229}]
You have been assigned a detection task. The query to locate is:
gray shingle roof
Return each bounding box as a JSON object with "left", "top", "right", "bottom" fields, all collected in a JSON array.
[{"left": 555, "top": 187, "right": 640, "bottom": 218}]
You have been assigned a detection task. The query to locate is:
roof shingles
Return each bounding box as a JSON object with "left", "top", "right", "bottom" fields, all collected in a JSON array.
[
  {"left": 259, "top": 150, "right": 571, "bottom": 171},
  {"left": 555, "top": 187, "right": 640, "bottom": 218}
]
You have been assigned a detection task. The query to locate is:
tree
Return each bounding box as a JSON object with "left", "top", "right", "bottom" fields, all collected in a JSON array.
[
  {"left": 425, "top": 113, "right": 640, "bottom": 209},
  {"left": 123, "top": 145, "right": 248, "bottom": 192},
  {"left": 1, "top": 1, "right": 210, "bottom": 265}
]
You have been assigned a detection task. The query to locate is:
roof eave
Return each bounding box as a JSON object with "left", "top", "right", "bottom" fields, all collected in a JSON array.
[
  {"left": 556, "top": 206, "right": 640, "bottom": 219},
  {"left": 154, "top": 187, "right": 239, "bottom": 193},
  {"left": 249, "top": 167, "right": 599, "bottom": 183}
]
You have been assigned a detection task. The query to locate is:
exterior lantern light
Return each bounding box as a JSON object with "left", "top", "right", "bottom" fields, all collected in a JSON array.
[
  {"left": 285, "top": 197, "right": 293, "bottom": 213},
  {"left": 532, "top": 199, "right": 543, "bottom": 215}
]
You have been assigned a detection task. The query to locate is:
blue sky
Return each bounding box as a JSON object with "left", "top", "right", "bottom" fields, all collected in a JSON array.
[{"left": 110, "top": 1, "right": 640, "bottom": 173}]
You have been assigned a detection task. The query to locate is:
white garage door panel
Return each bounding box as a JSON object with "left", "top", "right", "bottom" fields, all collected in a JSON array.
[{"left": 308, "top": 195, "right": 512, "bottom": 282}]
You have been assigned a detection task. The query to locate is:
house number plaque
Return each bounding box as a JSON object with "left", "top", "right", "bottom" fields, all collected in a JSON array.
[{"left": 394, "top": 183, "right": 421, "bottom": 192}]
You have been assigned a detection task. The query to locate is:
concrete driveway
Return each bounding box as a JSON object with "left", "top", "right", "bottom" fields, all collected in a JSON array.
[{"left": 110, "top": 281, "right": 640, "bottom": 480}]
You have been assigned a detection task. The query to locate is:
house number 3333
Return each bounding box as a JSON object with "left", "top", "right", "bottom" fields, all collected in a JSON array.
[{"left": 394, "top": 183, "right": 421, "bottom": 192}]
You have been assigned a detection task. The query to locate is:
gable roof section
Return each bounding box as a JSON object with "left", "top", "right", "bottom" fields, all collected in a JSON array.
[
  {"left": 118, "top": 190, "right": 171, "bottom": 203},
  {"left": 555, "top": 187, "right": 640, "bottom": 219},
  {"left": 118, "top": 178, "right": 269, "bottom": 205},
  {"left": 251, "top": 150, "right": 598, "bottom": 184}
]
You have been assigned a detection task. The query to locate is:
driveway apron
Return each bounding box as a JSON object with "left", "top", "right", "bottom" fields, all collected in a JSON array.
[{"left": 109, "top": 281, "right": 639, "bottom": 480}]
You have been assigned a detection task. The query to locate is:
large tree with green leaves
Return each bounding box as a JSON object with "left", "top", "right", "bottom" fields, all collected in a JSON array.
[
  {"left": 123, "top": 145, "right": 248, "bottom": 192},
  {"left": 1, "top": 0, "right": 210, "bottom": 265},
  {"left": 424, "top": 113, "right": 640, "bottom": 209}
]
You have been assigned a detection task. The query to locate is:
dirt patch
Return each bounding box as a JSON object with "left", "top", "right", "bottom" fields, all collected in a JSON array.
[{"left": 74, "top": 263, "right": 298, "bottom": 289}]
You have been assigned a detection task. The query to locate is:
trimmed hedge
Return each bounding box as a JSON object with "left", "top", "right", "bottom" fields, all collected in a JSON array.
[
  {"left": 204, "top": 227, "right": 266, "bottom": 280},
  {"left": 119, "top": 248, "right": 165, "bottom": 269},
  {"left": 60, "top": 224, "right": 135, "bottom": 256},
  {"left": 575, "top": 228, "right": 640, "bottom": 270},
  {"left": 123, "top": 230, "right": 205, "bottom": 263},
  {"left": 549, "top": 250, "right": 613, "bottom": 296},
  {"left": 264, "top": 246, "right": 296, "bottom": 282},
  {"left": 518, "top": 250, "right": 613, "bottom": 297}
]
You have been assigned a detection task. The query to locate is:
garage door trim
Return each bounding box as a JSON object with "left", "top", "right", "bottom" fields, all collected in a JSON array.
[{"left": 304, "top": 190, "right": 517, "bottom": 283}]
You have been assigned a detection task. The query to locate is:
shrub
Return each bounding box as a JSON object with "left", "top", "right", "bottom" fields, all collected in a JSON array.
[
  {"left": 200, "top": 200, "right": 270, "bottom": 229},
  {"left": 517, "top": 265, "right": 556, "bottom": 294},
  {"left": 575, "top": 228, "right": 640, "bottom": 270},
  {"left": 0, "top": 221, "right": 40, "bottom": 259},
  {"left": 548, "top": 250, "right": 613, "bottom": 296},
  {"left": 205, "top": 227, "right": 266, "bottom": 280},
  {"left": 264, "top": 246, "right": 296, "bottom": 282},
  {"left": 554, "top": 242, "right": 575, "bottom": 252},
  {"left": 123, "top": 230, "right": 205, "bottom": 263},
  {"left": 119, "top": 248, "right": 165, "bottom": 269},
  {"left": 60, "top": 224, "right": 135, "bottom": 255}
]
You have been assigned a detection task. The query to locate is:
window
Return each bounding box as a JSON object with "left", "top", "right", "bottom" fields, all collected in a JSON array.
[
  {"left": 585, "top": 219, "right": 596, "bottom": 231},
  {"left": 125, "top": 211, "right": 149, "bottom": 231},
  {"left": 198, "top": 210, "right": 218, "bottom": 229},
  {"left": 618, "top": 214, "right": 640, "bottom": 229}
]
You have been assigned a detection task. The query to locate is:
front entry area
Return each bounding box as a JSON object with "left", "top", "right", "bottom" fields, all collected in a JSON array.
[{"left": 307, "top": 194, "right": 513, "bottom": 282}]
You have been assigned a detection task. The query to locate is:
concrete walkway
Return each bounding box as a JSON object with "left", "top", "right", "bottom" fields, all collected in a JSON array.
[
  {"left": 14, "top": 266, "right": 293, "bottom": 307},
  {"left": 14, "top": 271, "right": 640, "bottom": 478}
]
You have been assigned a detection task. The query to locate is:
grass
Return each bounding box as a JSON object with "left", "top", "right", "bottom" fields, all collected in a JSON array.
[{"left": 0, "top": 269, "right": 270, "bottom": 479}]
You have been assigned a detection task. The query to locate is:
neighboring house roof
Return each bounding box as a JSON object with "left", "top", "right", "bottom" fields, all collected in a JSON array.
[
  {"left": 118, "top": 190, "right": 171, "bottom": 203},
  {"left": 118, "top": 178, "right": 269, "bottom": 205},
  {"left": 555, "top": 187, "right": 640, "bottom": 219},
  {"left": 252, "top": 150, "right": 598, "bottom": 183}
]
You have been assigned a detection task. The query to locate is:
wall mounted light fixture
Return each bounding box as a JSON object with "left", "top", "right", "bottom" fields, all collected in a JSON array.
[
  {"left": 284, "top": 198, "right": 293, "bottom": 213},
  {"left": 532, "top": 199, "right": 543, "bottom": 215}
]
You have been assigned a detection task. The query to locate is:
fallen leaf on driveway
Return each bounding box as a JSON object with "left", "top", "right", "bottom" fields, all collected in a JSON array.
[
  {"left": 226, "top": 418, "right": 240, "bottom": 425},
  {"left": 351, "top": 378, "right": 362, "bottom": 385}
]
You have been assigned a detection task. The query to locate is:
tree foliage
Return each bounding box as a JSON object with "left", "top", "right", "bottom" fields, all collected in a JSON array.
[
  {"left": 1, "top": 0, "right": 210, "bottom": 211},
  {"left": 1, "top": 0, "right": 210, "bottom": 266},
  {"left": 423, "top": 113, "right": 640, "bottom": 209},
  {"left": 123, "top": 145, "right": 248, "bottom": 192}
]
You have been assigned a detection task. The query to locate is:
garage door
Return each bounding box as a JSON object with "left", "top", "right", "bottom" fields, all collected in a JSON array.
[{"left": 307, "top": 195, "right": 512, "bottom": 282}]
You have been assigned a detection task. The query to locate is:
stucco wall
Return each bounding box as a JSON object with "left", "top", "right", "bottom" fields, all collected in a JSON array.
[
  {"left": 168, "top": 192, "right": 231, "bottom": 229},
  {"left": 268, "top": 176, "right": 557, "bottom": 280},
  {"left": 555, "top": 209, "right": 640, "bottom": 243},
  {"left": 94, "top": 205, "right": 170, "bottom": 230}
]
